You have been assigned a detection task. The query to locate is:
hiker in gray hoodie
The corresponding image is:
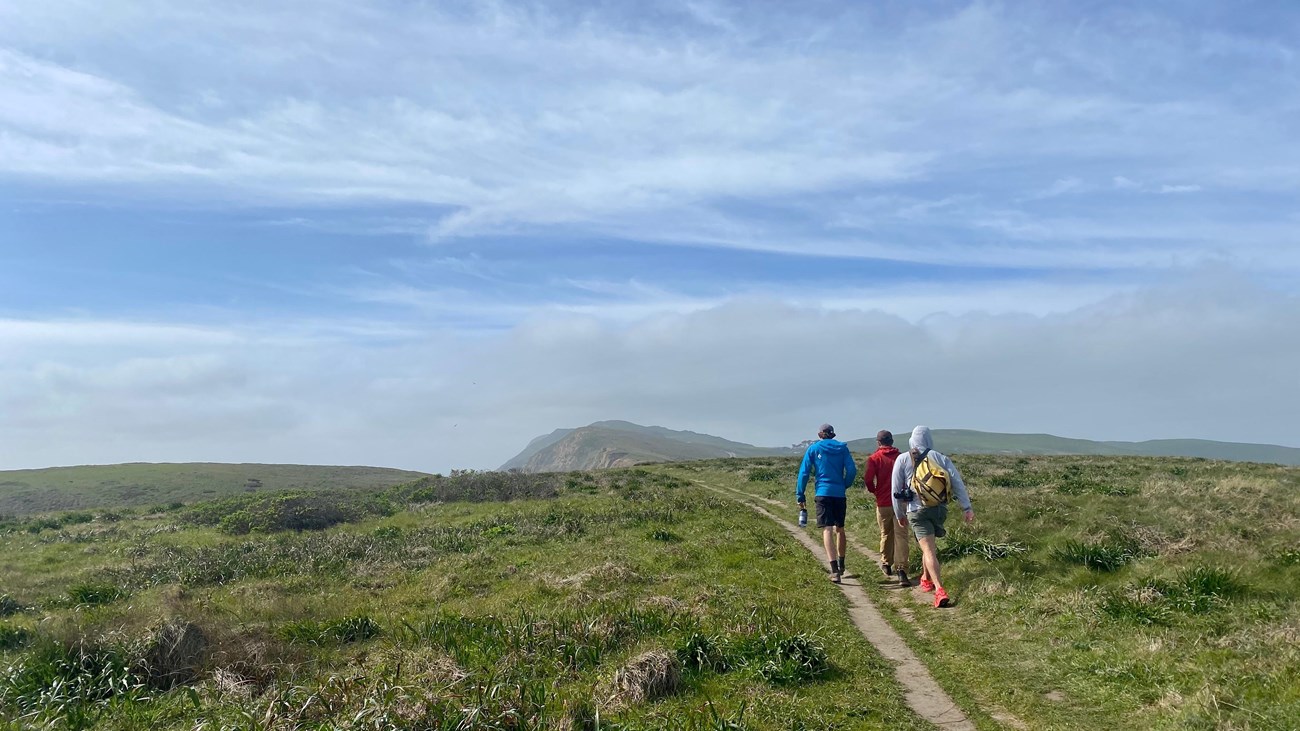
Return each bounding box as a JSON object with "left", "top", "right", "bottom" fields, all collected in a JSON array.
[{"left": 891, "top": 426, "right": 974, "bottom": 607}]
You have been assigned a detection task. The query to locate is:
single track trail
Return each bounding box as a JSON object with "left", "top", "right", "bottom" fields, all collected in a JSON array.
[{"left": 698, "top": 479, "right": 1027, "bottom": 731}]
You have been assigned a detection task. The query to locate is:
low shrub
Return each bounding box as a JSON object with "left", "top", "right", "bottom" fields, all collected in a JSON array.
[
  {"left": 0, "top": 594, "right": 24, "bottom": 617},
  {"left": 747, "top": 468, "right": 782, "bottom": 483},
  {"left": 185, "top": 490, "right": 395, "bottom": 534},
  {"left": 0, "top": 623, "right": 32, "bottom": 650}
]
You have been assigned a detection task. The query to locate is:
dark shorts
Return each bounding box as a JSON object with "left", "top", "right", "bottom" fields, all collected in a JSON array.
[
  {"left": 814, "top": 496, "right": 846, "bottom": 528},
  {"left": 908, "top": 505, "right": 948, "bottom": 538}
]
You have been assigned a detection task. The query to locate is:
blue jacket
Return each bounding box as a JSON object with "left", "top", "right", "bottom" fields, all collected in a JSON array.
[{"left": 796, "top": 439, "right": 857, "bottom": 502}]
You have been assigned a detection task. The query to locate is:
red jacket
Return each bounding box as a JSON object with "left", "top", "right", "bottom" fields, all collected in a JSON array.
[{"left": 864, "top": 446, "right": 900, "bottom": 507}]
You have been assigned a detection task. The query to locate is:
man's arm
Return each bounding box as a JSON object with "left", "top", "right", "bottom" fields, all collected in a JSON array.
[
  {"left": 863, "top": 454, "right": 877, "bottom": 496},
  {"left": 795, "top": 448, "right": 813, "bottom": 504},
  {"left": 938, "top": 453, "right": 975, "bottom": 520},
  {"left": 891, "top": 455, "right": 908, "bottom": 519}
]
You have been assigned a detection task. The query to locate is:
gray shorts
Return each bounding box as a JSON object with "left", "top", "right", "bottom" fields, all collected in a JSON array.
[{"left": 908, "top": 505, "right": 948, "bottom": 538}]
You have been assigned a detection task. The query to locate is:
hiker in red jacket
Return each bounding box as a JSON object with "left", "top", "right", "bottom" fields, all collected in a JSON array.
[{"left": 864, "top": 430, "right": 910, "bottom": 585}]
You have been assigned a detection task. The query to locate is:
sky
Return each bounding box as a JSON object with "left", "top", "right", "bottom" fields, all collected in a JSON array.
[{"left": 2, "top": 0, "right": 1299, "bottom": 473}]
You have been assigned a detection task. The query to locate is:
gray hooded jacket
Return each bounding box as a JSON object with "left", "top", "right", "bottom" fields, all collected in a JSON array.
[{"left": 891, "top": 426, "right": 972, "bottom": 516}]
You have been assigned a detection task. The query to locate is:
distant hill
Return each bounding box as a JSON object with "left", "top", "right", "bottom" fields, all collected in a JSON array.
[
  {"left": 503, "top": 423, "right": 1300, "bottom": 472},
  {"left": 0, "top": 463, "right": 431, "bottom": 517},
  {"left": 846, "top": 430, "right": 1300, "bottom": 466},
  {"left": 500, "top": 421, "right": 792, "bottom": 472}
]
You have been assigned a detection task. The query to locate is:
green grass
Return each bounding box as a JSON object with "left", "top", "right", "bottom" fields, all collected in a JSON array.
[
  {"left": 0, "top": 466, "right": 926, "bottom": 730},
  {"left": 706, "top": 452, "right": 1300, "bottom": 731},
  {"left": 2, "top": 454, "right": 1296, "bottom": 729}
]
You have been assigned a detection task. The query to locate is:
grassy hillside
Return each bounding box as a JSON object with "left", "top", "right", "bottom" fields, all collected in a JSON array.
[
  {"left": 0, "top": 463, "right": 430, "bottom": 517},
  {"left": 2, "top": 455, "right": 1296, "bottom": 729}
]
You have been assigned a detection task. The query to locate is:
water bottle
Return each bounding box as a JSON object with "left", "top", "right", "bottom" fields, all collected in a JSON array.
[{"left": 798, "top": 508, "right": 808, "bottom": 527}]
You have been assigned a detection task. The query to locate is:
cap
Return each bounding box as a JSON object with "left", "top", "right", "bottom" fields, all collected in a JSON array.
[{"left": 818, "top": 423, "right": 835, "bottom": 438}]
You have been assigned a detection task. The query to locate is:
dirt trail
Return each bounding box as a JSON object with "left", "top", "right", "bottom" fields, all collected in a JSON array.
[{"left": 699, "top": 480, "right": 980, "bottom": 730}]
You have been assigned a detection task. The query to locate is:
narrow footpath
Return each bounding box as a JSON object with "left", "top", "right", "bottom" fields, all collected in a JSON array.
[{"left": 698, "top": 479, "right": 993, "bottom": 730}]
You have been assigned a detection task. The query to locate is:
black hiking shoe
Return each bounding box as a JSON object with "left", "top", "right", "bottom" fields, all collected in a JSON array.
[
  {"left": 880, "top": 561, "right": 892, "bottom": 576},
  {"left": 896, "top": 570, "right": 910, "bottom": 586}
]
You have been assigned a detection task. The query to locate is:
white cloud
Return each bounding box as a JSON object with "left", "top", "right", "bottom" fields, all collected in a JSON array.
[{"left": 2, "top": 274, "right": 1296, "bottom": 472}]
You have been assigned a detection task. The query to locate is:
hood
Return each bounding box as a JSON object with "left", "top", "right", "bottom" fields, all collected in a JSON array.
[
  {"left": 817, "top": 438, "right": 850, "bottom": 456},
  {"left": 875, "top": 445, "right": 900, "bottom": 456},
  {"left": 909, "top": 426, "right": 933, "bottom": 452}
]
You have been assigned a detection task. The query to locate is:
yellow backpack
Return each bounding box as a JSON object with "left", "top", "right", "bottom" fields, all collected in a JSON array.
[{"left": 910, "top": 452, "right": 951, "bottom": 507}]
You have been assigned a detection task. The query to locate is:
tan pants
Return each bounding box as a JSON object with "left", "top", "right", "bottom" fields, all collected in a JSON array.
[{"left": 875, "top": 505, "right": 910, "bottom": 571}]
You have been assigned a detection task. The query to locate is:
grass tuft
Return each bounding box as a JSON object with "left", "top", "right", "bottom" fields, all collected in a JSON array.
[
  {"left": 939, "top": 533, "right": 1027, "bottom": 561},
  {"left": 280, "top": 614, "right": 382, "bottom": 645},
  {"left": 1051, "top": 539, "right": 1140, "bottom": 572},
  {"left": 67, "top": 583, "right": 130, "bottom": 606}
]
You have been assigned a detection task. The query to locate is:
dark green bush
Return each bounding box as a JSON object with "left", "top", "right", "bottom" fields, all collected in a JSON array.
[
  {"left": 0, "top": 594, "right": 24, "bottom": 617},
  {"left": 185, "top": 490, "right": 395, "bottom": 534},
  {"left": 0, "top": 623, "right": 31, "bottom": 650}
]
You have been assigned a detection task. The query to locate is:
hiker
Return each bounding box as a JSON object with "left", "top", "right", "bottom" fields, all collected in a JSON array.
[
  {"left": 796, "top": 423, "right": 858, "bottom": 583},
  {"left": 864, "top": 430, "right": 910, "bottom": 585},
  {"left": 891, "top": 426, "right": 973, "bottom": 607}
]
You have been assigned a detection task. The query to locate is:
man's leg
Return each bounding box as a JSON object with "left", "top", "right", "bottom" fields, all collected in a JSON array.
[
  {"left": 894, "top": 517, "right": 911, "bottom": 577},
  {"left": 823, "top": 527, "right": 840, "bottom": 577},
  {"left": 836, "top": 526, "right": 847, "bottom": 574},
  {"left": 916, "top": 535, "right": 943, "bottom": 590},
  {"left": 877, "top": 506, "right": 895, "bottom": 573}
]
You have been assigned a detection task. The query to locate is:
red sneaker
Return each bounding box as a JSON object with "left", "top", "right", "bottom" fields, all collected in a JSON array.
[
  {"left": 934, "top": 588, "right": 950, "bottom": 608},
  {"left": 919, "top": 578, "right": 935, "bottom": 593}
]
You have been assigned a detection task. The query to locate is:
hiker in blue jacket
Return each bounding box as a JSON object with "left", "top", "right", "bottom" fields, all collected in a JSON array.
[{"left": 796, "top": 423, "right": 858, "bottom": 583}]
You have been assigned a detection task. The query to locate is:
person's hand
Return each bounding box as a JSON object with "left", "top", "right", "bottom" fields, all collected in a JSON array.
[
  {"left": 798, "top": 501, "right": 806, "bottom": 509},
  {"left": 897, "top": 517, "right": 907, "bottom": 528},
  {"left": 964, "top": 509, "right": 975, "bottom": 524}
]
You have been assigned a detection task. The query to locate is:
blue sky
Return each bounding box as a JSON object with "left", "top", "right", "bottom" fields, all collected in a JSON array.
[{"left": 3, "top": 1, "right": 1299, "bottom": 472}]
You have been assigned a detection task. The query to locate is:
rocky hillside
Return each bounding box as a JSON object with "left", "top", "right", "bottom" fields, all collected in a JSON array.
[{"left": 501, "top": 421, "right": 792, "bottom": 472}]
